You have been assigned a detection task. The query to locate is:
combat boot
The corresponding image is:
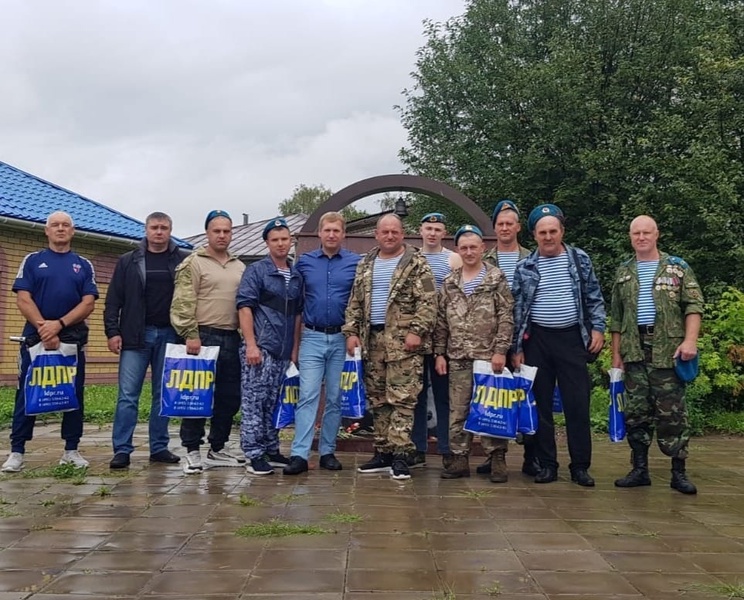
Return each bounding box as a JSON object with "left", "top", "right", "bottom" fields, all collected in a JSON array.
[
  {"left": 670, "top": 457, "right": 697, "bottom": 495},
  {"left": 441, "top": 454, "right": 470, "bottom": 479},
  {"left": 615, "top": 444, "right": 651, "bottom": 488},
  {"left": 490, "top": 449, "right": 508, "bottom": 483}
]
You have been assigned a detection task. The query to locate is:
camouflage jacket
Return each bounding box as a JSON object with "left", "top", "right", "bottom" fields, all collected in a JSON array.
[
  {"left": 483, "top": 244, "right": 531, "bottom": 268},
  {"left": 609, "top": 252, "right": 704, "bottom": 368},
  {"left": 342, "top": 244, "right": 437, "bottom": 361},
  {"left": 170, "top": 247, "right": 245, "bottom": 339},
  {"left": 433, "top": 263, "right": 514, "bottom": 360}
]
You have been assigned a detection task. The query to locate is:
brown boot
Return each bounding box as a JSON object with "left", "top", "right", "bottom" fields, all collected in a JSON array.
[
  {"left": 441, "top": 454, "right": 470, "bottom": 479},
  {"left": 490, "top": 449, "right": 508, "bottom": 483}
]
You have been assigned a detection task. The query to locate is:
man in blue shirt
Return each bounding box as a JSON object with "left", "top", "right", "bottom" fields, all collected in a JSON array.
[
  {"left": 238, "top": 218, "right": 304, "bottom": 475},
  {"left": 284, "top": 212, "right": 361, "bottom": 474},
  {"left": 2, "top": 211, "right": 98, "bottom": 473}
]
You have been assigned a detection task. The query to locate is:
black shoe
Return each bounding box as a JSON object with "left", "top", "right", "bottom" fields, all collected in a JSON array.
[
  {"left": 534, "top": 467, "right": 558, "bottom": 483},
  {"left": 283, "top": 455, "right": 309, "bottom": 475},
  {"left": 521, "top": 457, "right": 541, "bottom": 477},
  {"left": 407, "top": 451, "right": 427, "bottom": 469},
  {"left": 615, "top": 468, "right": 651, "bottom": 487},
  {"left": 149, "top": 449, "right": 180, "bottom": 464},
  {"left": 391, "top": 455, "right": 411, "bottom": 480},
  {"left": 266, "top": 452, "right": 290, "bottom": 467},
  {"left": 109, "top": 452, "right": 130, "bottom": 469},
  {"left": 476, "top": 457, "right": 492, "bottom": 475},
  {"left": 358, "top": 451, "right": 393, "bottom": 473},
  {"left": 319, "top": 454, "right": 343, "bottom": 471},
  {"left": 571, "top": 469, "right": 595, "bottom": 487},
  {"left": 670, "top": 458, "right": 697, "bottom": 495}
]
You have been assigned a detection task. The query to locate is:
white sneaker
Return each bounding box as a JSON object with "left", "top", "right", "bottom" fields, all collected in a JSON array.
[
  {"left": 1, "top": 452, "right": 24, "bottom": 473},
  {"left": 59, "top": 450, "right": 89, "bottom": 468},
  {"left": 182, "top": 450, "right": 203, "bottom": 474},
  {"left": 204, "top": 448, "right": 245, "bottom": 468}
]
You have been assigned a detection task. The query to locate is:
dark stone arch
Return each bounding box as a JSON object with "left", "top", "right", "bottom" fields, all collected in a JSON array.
[{"left": 300, "top": 174, "right": 492, "bottom": 234}]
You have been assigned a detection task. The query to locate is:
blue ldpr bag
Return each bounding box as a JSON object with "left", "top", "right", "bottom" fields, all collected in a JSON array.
[
  {"left": 24, "top": 342, "right": 80, "bottom": 415},
  {"left": 464, "top": 361, "right": 519, "bottom": 440},
  {"left": 608, "top": 368, "right": 627, "bottom": 442},
  {"left": 552, "top": 384, "right": 564, "bottom": 413},
  {"left": 273, "top": 363, "right": 299, "bottom": 429},
  {"left": 514, "top": 364, "right": 539, "bottom": 435},
  {"left": 160, "top": 343, "right": 219, "bottom": 418},
  {"left": 340, "top": 348, "right": 366, "bottom": 419}
]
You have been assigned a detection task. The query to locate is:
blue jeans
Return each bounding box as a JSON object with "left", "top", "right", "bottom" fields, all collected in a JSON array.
[
  {"left": 11, "top": 344, "right": 86, "bottom": 453},
  {"left": 112, "top": 325, "right": 178, "bottom": 455},
  {"left": 412, "top": 354, "right": 451, "bottom": 454},
  {"left": 290, "top": 330, "right": 346, "bottom": 459}
]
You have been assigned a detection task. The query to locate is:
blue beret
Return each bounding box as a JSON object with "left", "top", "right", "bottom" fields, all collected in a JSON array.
[
  {"left": 454, "top": 224, "right": 483, "bottom": 245},
  {"left": 204, "top": 209, "right": 232, "bottom": 230},
  {"left": 421, "top": 212, "right": 446, "bottom": 224},
  {"left": 491, "top": 199, "right": 520, "bottom": 225},
  {"left": 527, "top": 204, "right": 564, "bottom": 232},
  {"left": 263, "top": 217, "right": 289, "bottom": 240}
]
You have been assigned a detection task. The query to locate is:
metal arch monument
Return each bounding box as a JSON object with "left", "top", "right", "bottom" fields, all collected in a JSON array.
[{"left": 296, "top": 174, "right": 493, "bottom": 255}]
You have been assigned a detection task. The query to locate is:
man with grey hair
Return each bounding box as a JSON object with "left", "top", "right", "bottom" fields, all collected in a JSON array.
[
  {"left": 104, "top": 212, "right": 191, "bottom": 469},
  {"left": 2, "top": 211, "right": 98, "bottom": 473}
]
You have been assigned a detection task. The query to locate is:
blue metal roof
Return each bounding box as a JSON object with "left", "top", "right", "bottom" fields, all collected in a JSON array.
[{"left": 0, "top": 160, "right": 191, "bottom": 247}]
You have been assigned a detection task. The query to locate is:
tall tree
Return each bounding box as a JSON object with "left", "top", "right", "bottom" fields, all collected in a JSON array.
[
  {"left": 400, "top": 0, "right": 744, "bottom": 296},
  {"left": 278, "top": 184, "right": 367, "bottom": 221}
]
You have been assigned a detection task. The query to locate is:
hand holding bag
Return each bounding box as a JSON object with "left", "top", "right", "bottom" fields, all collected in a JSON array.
[
  {"left": 464, "top": 361, "right": 519, "bottom": 440},
  {"left": 160, "top": 343, "right": 220, "bottom": 418},
  {"left": 273, "top": 363, "right": 300, "bottom": 429},
  {"left": 24, "top": 342, "right": 80, "bottom": 415},
  {"left": 514, "top": 364, "right": 539, "bottom": 435},
  {"left": 340, "top": 347, "right": 366, "bottom": 419},
  {"left": 608, "top": 367, "right": 627, "bottom": 442}
]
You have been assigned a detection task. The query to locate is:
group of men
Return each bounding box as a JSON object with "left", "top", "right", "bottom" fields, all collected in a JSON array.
[{"left": 1, "top": 202, "right": 704, "bottom": 494}]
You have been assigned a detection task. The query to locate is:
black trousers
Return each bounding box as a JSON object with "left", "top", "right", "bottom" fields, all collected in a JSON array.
[
  {"left": 180, "top": 327, "right": 241, "bottom": 453},
  {"left": 524, "top": 324, "right": 592, "bottom": 472}
]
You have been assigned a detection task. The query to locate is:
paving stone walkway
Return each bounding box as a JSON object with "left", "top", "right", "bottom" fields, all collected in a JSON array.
[{"left": 0, "top": 424, "right": 743, "bottom": 599}]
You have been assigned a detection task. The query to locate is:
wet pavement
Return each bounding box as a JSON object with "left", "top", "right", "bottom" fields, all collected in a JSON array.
[{"left": 0, "top": 424, "right": 743, "bottom": 599}]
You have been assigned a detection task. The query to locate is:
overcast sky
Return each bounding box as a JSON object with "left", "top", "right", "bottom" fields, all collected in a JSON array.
[{"left": 0, "top": 0, "right": 465, "bottom": 236}]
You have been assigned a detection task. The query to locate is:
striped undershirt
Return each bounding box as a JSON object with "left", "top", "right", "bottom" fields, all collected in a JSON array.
[
  {"left": 423, "top": 248, "right": 453, "bottom": 290},
  {"left": 531, "top": 252, "right": 579, "bottom": 328},
  {"left": 277, "top": 267, "right": 291, "bottom": 285},
  {"left": 462, "top": 266, "right": 486, "bottom": 297},
  {"left": 497, "top": 251, "right": 520, "bottom": 289},
  {"left": 636, "top": 260, "right": 658, "bottom": 325},
  {"left": 370, "top": 255, "right": 402, "bottom": 325}
]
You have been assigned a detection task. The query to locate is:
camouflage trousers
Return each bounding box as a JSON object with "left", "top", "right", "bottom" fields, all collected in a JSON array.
[
  {"left": 624, "top": 339, "right": 690, "bottom": 459},
  {"left": 363, "top": 329, "right": 423, "bottom": 454},
  {"left": 448, "top": 359, "right": 508, "bottom": 457}
]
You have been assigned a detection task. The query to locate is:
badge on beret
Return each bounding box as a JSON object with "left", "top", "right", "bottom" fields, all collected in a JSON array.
[
  {"left": 275, "top": 220, "right": 282, "bottom": 226},
  {"left": 429, "top": 216, "right": 437, "bottom": 222},
  {"left": 542, "top": 207, "right": 550, "bottom": 213}
]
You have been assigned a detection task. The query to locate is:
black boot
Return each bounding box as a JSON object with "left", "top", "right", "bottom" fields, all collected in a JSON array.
[
  {"left": 670, "top": 457, "right": 697, "bottom": 495},
  {"left": 614, "top": 443, "right": 651, "bottom": 488}
]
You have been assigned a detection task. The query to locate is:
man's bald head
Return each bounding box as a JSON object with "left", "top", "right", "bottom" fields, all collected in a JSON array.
[
  {"left": 629, "top": 214, "right": 660, "bottom": 260},
  {"left": 376, "top": 213, "right": 404, "bottom": 232},
  {"left": 629, "top": 215, "right": 658, "bottom": 233}
]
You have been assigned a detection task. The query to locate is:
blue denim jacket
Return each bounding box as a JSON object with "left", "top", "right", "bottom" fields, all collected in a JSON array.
[
  {"left": 511, "top": 244, "right": 606, "bottom": 354},
  {"left": 236, "top": 256, "right": 303, "bottom": 360}
]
